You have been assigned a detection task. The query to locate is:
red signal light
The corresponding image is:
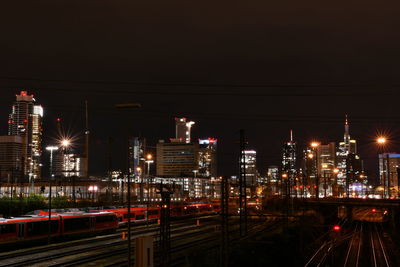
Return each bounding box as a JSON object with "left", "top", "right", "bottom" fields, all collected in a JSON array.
[
  {"left": 372, "top": 208, "right": 376, "bottom": 213},
  {"left": 333, "top": 225, "right": 341, "bottom": 231},
  {"left": 56, "top": 118, "right": 61, "bottom": 122},
  {"left": 313, "top": 185, "right": 317, "bottom": 189}
]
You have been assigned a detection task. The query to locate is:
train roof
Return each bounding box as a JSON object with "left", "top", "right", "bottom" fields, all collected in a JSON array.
[{"left": 0, "top": 211, "right": 115, "bottom": 224}]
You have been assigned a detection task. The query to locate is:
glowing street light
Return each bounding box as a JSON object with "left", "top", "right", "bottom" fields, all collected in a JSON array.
[
  {"left": 310, "top": 142, "right": 320, "bottom": 148},
  {"left": 376, "top": 137, "right": 387, "bottom": 145},
  {"left": 376, "top": 136, "right": 390, "bottom": 199},
  {"left": 61, "top": 139, "right": 70, "bottom": 148}
]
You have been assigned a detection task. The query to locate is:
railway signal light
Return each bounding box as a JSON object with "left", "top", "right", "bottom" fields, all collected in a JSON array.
[
  {"left": 372, "top": 208, "right": 377, "bottom": 213},
  {"left": 333, "top": 225, "right": 341, "bottom": 231}
]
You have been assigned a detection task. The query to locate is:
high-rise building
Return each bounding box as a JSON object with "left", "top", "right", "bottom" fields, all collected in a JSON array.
[
  {"left": 54, "top": 152, "right": 85, "bottom": 178},
  {"left": 8, "top": 91, "right": 43, "bottom": 180},
  {"left": 0, "top": 136, "right": 23, "bottom": 181},
  {"left": 318, "top": 142, "right": 336, "bottom": 176},
  {"left": 336, "top": 115, "right": 357, "bottom": 186},
  {"left": 267, "top": 165, "right": 280, "bottom": 195},
  {"left": 378, "top": 153, "right": 399, "bottom": 197},
  {"left": 282, "top": 129, "right": 297, "bottom": 179},
  {"left": 156, "top": 140, "right": 198, "bottom": 177},
  {"left": 242, "top": 149, "right": 258, "bottom": 186},
  {"left": 303, "top": 146, "right": 317, "bottom": 194},
  {"left": 128, "top": 137, "right": 146, "bottom": 176},
  {"left": 174, "top": 117, "right": 195, "bottom": 143},
  {"left": 198, "top": 138, "right": 217, "bottom": 178}
]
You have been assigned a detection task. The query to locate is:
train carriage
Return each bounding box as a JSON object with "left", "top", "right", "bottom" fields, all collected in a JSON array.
[{"left": 0, "top": 211, "right": 118, "bottom": 245}]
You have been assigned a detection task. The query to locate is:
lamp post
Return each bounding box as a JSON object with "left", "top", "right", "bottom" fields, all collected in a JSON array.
[
  {"left": 281, "top": 173, "right": 288, "bottom": 199},
  {"left": 311, "top": 142, "right": 320, "bottom": 199},
  {"left": 46, "top": 145, "right": 58, "bottom": 244},
  {"left": 321, "top": 164, "right": 328, "bottom": 198},
  {"left": 376, "top": 136, "right": 389, "bottom": 198},
  {"left": 333, "top": 168, "right": 339, "bottom": 198},
  {"left": 145, "top": 154, "right": 154, "bottom": 227},
  {"left": 61, "top": 139, "right": 74, "bottom": 203}
]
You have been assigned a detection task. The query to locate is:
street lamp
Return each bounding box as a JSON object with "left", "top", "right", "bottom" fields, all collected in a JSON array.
[
  {"left": 60, "top": 139, "right": 75, "bottom": 204},
  {"left": 321, "top": 164, "right": 328, "bottom": 198},
  {"left": 46, "top": 146, "right": 59, "bottom": 178},
  {"left": 145, "top": 154, "right": 154, "bottom": 176},
  {"left": 376, "top": 136, "right": 389, "bottom": 198},
  {"left": 45, "top": 145, "right": 58, "bottom": 244},
  {"left": 333, "top": 168, "right": 339, "bottom": 198},
  {"left": 310, "top": 142, "right": 320, "bottom": 199}
]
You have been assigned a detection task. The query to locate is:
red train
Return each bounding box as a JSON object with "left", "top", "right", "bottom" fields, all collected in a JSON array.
[
  {"left": 0, "top": 202, "right": 220, "bottom": 245},
  {"left": 103, "top": 202, "right": 220, "bottom": 224},
  {"left": 0, "top": 211, "right": 118, "bottom": 245}
]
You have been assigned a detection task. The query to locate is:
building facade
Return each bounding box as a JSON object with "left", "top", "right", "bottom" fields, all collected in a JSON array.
[
  {"left": 128, "top": 137, "right": 146, "bottom": 176},
  {"left": 198, "top": 138, "right": 217, "bottom": 178},
  {"left": 0, "top": 136, "right": 23, "bottom": 182},
  {"left": 156, "top": 141, "right": 198, "bottom": 177},
  {"left": 242, "top": 149, "right": 257, "bottom": 186},
  {"left": 378, "top": 153, "right": 400, "bottom": 198},
  {"left": 7, "top": 91, "right": 43, "bottom": 180},
  {"left": 336, "top": 115, "right": 357, "bottom": 186},
  {"left": 175, "top": 117, "right": 195, "bottom": 143}
]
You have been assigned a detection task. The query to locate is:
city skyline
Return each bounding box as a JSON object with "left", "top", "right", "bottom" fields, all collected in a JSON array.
[{"left": 0, "top": 90, "right": 397, "bottom": 183}]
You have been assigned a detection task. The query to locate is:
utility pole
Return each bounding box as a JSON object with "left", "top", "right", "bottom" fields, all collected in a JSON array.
[
  {"left": 127, "top": 136, "right": 132, "bottom": 267},
  {"left": 159, "top": 182, "right": 172, "bottom": 267},
  {"left": 220, "top": 176, "right": 229, "bottom": 267},
  {"left": 115, "top": 103, "right": 141, "bottom": 267},
  {"left": 239, "top": 129, "right": 247, "bottom": 236},
  {"left": 107, "top": 137, "right": 113, "bottom": 204}
]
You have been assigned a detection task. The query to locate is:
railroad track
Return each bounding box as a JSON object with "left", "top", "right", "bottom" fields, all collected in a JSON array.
[
  {"left": 71, "top": 217, "right": 283, "bottom": 267},
  {"left": 370, "top": 223, "right": 391, "bottom": 267},
  {"left": 0, "top": 214, "right": 218, "bottom": 261},
  {"left": 304, "top": 219, "right": 349, "bottom": 267},
  {"left": 0, "top": 216, "right": 220, "bottom": 267},
  {"left": 343, "top": 221, "right": 363, "bottom": 267}
]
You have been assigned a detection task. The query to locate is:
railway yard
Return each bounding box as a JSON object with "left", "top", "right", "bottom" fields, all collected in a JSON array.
[{"left": 0, "top": 215, "right": 282, "bottom": 267}]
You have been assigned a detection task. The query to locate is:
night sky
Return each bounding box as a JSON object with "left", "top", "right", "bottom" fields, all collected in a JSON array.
[{"left": 1, "top": 1, "right": 400, "bottom": 181}]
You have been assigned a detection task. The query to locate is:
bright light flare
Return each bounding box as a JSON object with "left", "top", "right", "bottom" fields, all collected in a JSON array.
[
  {"left": 61, "top": 139, "right": 70, "bottom": 147},
  {"left": 376, "top": 137, "right": 387, "bottom": 145},
  {"left": 310, "top": 142, "right": 320, "bottom": 148}
]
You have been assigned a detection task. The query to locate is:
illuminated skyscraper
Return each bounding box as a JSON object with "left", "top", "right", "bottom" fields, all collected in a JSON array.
[
  {"left": 175, "top": 117, "right": 195, "bottom": 143},
  {"left": 54, "top": 152, "right": 84, "bottom": 178},
  {"left": 198, "top": 138, "right": 217, "bottom": 178},
  {"left": 8, "top": 91, "right": 43, "bottom": 180},
  {"left": 379, "top": 153, "right": 400, "bottom": 197},
  {"left": 336, "top": 115, "right": 358, "bottom": 186},
  {"left": 128, "top": 137, "right": 146, "bottom": 176},
  {"left": 241, "top": 149, "right": 257, "bottom": 186},
  {"left": 282, "top": 130, "right": 296, "bottom": 176}
]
